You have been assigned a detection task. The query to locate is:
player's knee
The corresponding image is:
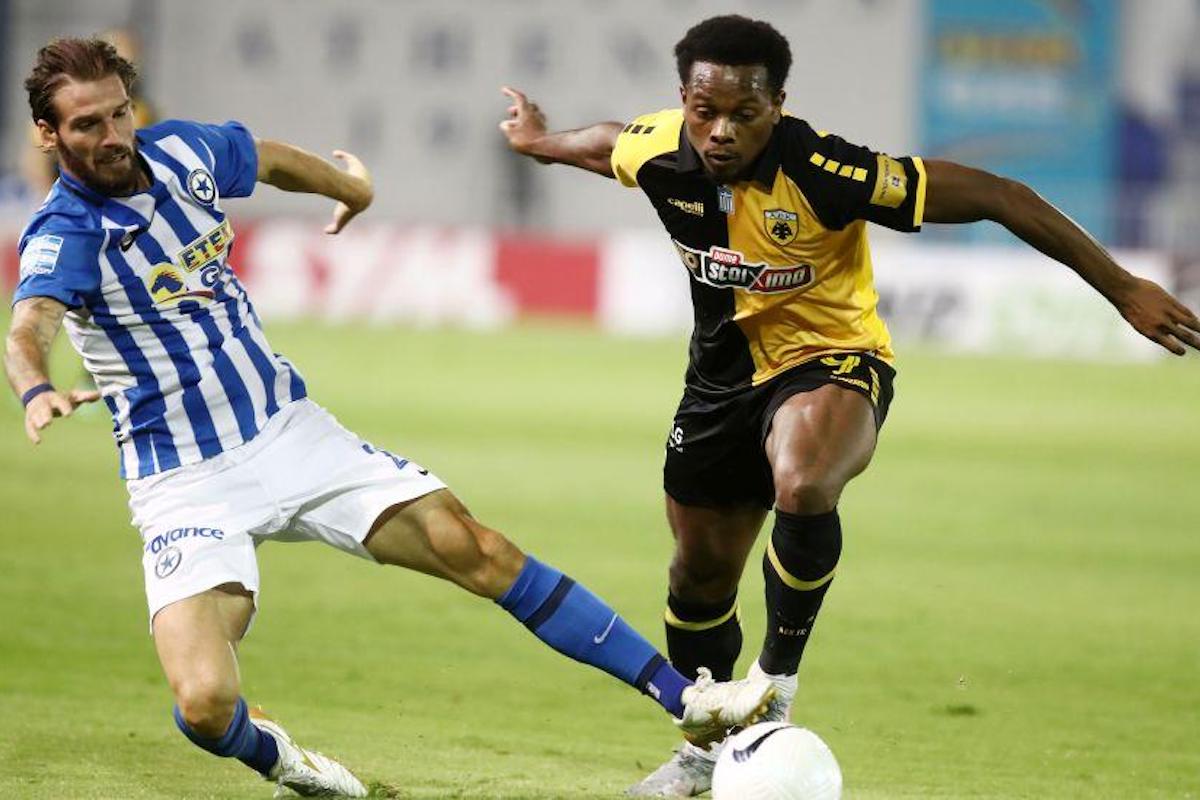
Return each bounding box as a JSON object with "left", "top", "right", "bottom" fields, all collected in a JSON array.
[
  {"left": 425, "top": 507, "right": 523, "bottom": 598},
  {"left": 463, "top": 524, "right": 524, "bottom": 597},
  {"left": 773, "top": 467, "right": 843, "bottom": 514},
  {"left": 173, "top": 673, "right": 239, "bottom": 737}
]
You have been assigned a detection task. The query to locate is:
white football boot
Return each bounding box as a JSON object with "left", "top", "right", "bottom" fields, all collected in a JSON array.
[
  {"left": 628, "top": 663, "right": 797, "bottom": 797},
  {"left": 674, "top": 667, "right": 775, "bottom": 748},
  {"left": 248, "top": 707, "right": 369, "bottom": 798},
  {"left": 625, "top": 741, "right": 719, "bottom": 797}
]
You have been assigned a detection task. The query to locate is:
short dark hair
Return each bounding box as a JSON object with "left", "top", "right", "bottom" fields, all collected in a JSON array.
[
  {"left": 674, "top": 15, "right": 792, "bottom": 95},
  {"left": 25, "top": 37, "right": 137, "bottom": 127}
]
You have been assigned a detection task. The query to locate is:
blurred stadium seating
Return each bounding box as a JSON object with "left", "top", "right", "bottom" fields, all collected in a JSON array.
[{"left": 2, "top": 0, "right": 1198, "bottom": 348}]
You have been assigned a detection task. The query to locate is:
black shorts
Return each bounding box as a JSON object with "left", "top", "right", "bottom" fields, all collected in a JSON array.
[{"left": 663, "top": 353, "right": 896, "bottom": 510}]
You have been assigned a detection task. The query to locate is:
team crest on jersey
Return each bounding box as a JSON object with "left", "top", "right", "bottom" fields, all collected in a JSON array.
[
  {"left": 671, "top": 239, "right": 813, "bottom": 294},
  {"left": 764, "top": 209, "right": 798, "bottom": 245},
  {"left": 145, "top": 263, "right": 215, "bottom": 308},
  {"left": 186, "top": 168, "right": 217, "bottom": 205}
]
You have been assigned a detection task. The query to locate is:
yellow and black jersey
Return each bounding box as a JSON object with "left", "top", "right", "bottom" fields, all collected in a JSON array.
[{"left": 612, "top": 108, "right": 926, "bottom": 397}]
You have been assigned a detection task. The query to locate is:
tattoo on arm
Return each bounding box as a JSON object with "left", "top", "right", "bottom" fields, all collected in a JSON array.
[{"left": 4, "top": 297, "right": 67, "bottom": 396}]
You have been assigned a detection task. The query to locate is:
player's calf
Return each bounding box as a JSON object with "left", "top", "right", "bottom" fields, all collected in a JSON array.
[
  {"left": 758, "top": 508, "right": 841, "bottom": 675},
  {"left": 664, "top": 592, "right": 743, "bottom": 682}
]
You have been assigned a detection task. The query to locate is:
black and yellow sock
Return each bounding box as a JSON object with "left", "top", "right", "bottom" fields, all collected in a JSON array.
[
  {"left": 759, "top": 508, "right": 841, "bottom": 675},
  {"left": 664, "top": 592, "right": 742, "bottom": 681}
]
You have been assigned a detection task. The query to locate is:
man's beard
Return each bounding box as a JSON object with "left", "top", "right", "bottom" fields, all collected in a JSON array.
[{"left": 57, "top": 141, "right": 142, "bottom": 196}]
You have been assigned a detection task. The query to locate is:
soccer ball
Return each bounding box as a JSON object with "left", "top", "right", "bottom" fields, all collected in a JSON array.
[{"left": 711, "top": 722, "right": 842, "bottom": 800}]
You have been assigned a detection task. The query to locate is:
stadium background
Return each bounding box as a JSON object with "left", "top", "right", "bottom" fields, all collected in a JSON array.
[{"left": 1, "top": 1, "right": 1197, "bottom": 798}]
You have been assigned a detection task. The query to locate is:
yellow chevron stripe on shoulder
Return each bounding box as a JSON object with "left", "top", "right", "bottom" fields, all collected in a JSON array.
[{"left": 611, "top": 108, "right": 684, "bottom": 188}]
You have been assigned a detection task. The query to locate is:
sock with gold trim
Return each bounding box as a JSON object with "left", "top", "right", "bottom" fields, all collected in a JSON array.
[
  {"left": 759, "top": 508, "right": 841, "bottom": 675},
  {"left": 664, "top": 592, "right": 742, "bottom": 681}
]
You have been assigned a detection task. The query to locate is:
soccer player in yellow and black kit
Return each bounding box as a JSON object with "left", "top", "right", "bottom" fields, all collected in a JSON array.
[{"left": 500, "top": 14, "right": 1200, "bottom": 796}]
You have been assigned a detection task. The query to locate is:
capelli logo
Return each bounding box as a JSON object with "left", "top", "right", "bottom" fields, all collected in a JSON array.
[{"left": 667, "top": 197, "right": 705, "bottom": 217}]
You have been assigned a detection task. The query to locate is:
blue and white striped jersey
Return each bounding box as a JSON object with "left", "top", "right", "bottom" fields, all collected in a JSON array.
[{"left": 13, "top": 119, "right": 306, "bottom": 479}]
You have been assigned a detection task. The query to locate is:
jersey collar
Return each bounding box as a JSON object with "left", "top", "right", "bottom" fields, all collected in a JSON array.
[{"left": 674, "top": 121, "right": 783, "bottom": 190}]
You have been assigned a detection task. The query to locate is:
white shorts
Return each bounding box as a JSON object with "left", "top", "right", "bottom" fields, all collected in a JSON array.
[{"left": 127, "top": 398, "right": 446, "bottom": 629}]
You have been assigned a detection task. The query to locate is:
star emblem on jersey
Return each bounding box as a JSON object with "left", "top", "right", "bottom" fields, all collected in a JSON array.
[
  {"left": 186, "top": 168, "right": 216, "bottom": 205},
  {"left": 764, "top": 209, "right": 798, "bottom": 245},
  {"left": 155, "top": 546, "right": 182, "bottom": 579}
]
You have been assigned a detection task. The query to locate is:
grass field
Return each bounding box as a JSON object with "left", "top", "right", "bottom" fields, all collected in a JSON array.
[{"left": 0, "top": 319, "right": 1197, "bottom": 799}]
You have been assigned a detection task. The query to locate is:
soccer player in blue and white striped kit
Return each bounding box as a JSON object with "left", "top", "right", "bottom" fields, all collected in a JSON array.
[{"left": 4, "top": 38, "right": 775, "bottom": 797}]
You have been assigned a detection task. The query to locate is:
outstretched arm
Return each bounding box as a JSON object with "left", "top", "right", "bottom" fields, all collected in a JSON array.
[
  {"left": 499, "top": 87, "right": 622, "bottom": 177},
  {"left": 923, "top": 159, "right": 1200, "bottom": 355},
  {"left": 4, "top": 297, "right": 98, "bottom": 444},
  {"left": 255, "top": 140, "right": 373, "bottom": 234}
]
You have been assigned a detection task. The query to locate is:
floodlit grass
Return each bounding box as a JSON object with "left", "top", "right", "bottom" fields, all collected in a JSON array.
[{"left": 1, "top": 318, "right": 1197, "bottom": 798}]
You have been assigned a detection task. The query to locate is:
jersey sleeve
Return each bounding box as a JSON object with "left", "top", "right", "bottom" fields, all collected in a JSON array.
[
  {"left": 188, "top": 120, "right": 259, "bottom": 199},
  {"left": 12, "top": 227, "right": 103, "bottom": 310},
  {"left": 611, "top": 109, "right": 683, "bottom": 188},
  {"left": 783, "top": 123, "right": 927, "bottom": 233}
]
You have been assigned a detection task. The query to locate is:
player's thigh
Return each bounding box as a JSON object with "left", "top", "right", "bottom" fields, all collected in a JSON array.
[
  {"left": 266, "top": 400, "right": 449, "bottom": 560},
  {"left": 665, "top": 495, "right": 768, "bottom": 600},
  {"left": 130, "top": 451, "right": 273, "bottom": 637},
  {"left": 763, "top": 354, "right": 895, "bottom": 500},
  {"left": 363, "top": 489, "right": 524, "bottom": 598},
  {"left": 765, "top": 383, "right": 879, "bottom": 505},
  {"left": 153, "top": 584, "right": 254, "bottom": 711}
]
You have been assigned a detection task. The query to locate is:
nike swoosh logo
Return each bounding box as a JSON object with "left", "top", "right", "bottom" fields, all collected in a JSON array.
[
  {"left": 593, "top": 613, "right": 619, "bottom": 644},
  {"left": 730, "top": 725, "right": 788, "bottom": 763},
  {"left": 119, "top": 228, "right": 142, "bottom": 251}
]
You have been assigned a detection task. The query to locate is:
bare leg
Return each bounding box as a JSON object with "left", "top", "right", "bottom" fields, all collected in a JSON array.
[
  {"left": 362, "top": 489, "right": 523, "bottom": 598},
  {"left": 663, "top": 498, "right": 767, "bottom": 680},
  {"left": 361, "top": 487, "right": 770, "bottom": 734},
  {"left": 758, "top": 383, "right": 878, "bottom": 675},
  {"left": 153, "top": 583, "right": 254, "bottom": 737}
]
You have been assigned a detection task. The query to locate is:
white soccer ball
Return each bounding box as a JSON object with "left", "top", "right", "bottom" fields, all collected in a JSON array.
[{"left": 711, "top": 722, "right": 843, "bottom": 800}]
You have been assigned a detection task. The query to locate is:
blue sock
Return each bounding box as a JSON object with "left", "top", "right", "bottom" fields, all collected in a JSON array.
[
  {"left": 497, "top": 556, "right": 690, "bottom": 717},
  {"left": 173, "top": 697, "right": 280, "bottom": 776}
]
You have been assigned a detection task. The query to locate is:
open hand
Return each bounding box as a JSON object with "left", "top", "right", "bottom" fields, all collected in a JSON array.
[
  {"left": 325, "top": 150, "right": 373, "bottom": 235},
  {"left": 1115, "top": 277, "right": 1200, "bottom": 355},
  {"left": 24, "top": 388, "right": 100, "bottom": 444}
]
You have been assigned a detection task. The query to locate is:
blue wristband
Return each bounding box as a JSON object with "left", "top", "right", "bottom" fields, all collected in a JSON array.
[{"left": 21, "top": 383, "right": 54, "bottom": 407}]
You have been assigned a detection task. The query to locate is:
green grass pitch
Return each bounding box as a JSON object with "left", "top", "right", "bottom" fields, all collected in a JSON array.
[{"left": 0, "top": 319, "right": 1197, "bottom": 799}]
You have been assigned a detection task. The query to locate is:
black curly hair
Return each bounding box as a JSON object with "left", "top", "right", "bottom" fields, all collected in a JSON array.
[{"left": 674, "top": 15, "right": 792, "bottom": 95}]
